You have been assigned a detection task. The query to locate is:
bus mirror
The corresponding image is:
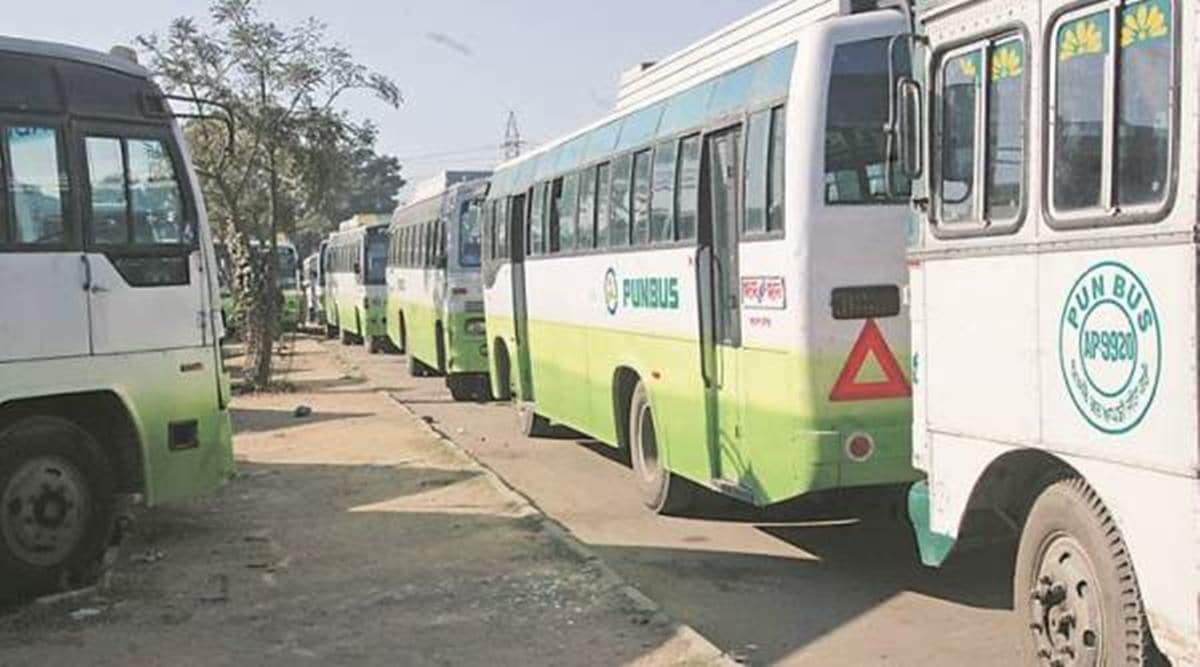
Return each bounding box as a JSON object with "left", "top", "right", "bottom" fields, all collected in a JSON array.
[{"left": 897, "top": 77, "right": 923, "bottom": 179}]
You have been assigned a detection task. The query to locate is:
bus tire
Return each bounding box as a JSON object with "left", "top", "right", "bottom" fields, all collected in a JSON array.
[
  {"left": 408, "top": 355, "right": 432, "bottom": 378},
  {"left": 628, "top": 381, "right": 692, "bottom": 515},
  {"left": 0, "top": 417, "right": 116, "bottom": 601},
  {"left": 324, "top": 323, "right": 338, "bottom": 340},
  {"left": 397, "top": 313, "right": 408, "bottom": 354},
  {"left": 1015, "top": 477, "right": 1157, "bottom": 666},
  {"left": 339, "top": 327, "right": 353, "bottom": 346},
  {"left": 365, "top": 335, "right": 381, "bottom": 355}
]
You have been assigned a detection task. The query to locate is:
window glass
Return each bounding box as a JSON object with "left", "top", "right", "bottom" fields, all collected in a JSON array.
[
  {"left": 709, "top": 63, "right": 757, "bottom": 118},
  {"left": 768, "top": 107, "right": 786, "bottom": 232},
  {"left": 558, "top": 172, "right": 579, "bottom": 252},
  {"left": 940, "top": 51, "right": 981, "bottom": 222},
  {"left": 659, "top": 81, "right": 715, "bottom": 137},
  {"left": 676, "top": 135, "right": 701, "bottom": 241},
  {"left": 127, "top": 138, "right": 186, "bottom": 244},
  {"left": 548, "top": 178, "right": 563, "bottom": 254},
  {"left": 744, "top": 111, "right": 770, "bottom": 234},
  {"left": 578, "top": 167, "right": 596, "bottom": 249},
  {"left": 528, "top": 184, "right": 545, "bottom": 255},
  {"left": 499, "top": 199, "right": 510, "bottom": 259},
  {"left": 7, "top": 127, "right": 66, "bottom": 245},
  {"left": 583, "top": 121, "right": 623, "bottom": 163},
  {"left": 631, "top": 150, "right": 652, "bottom": 246},
  {"left": 595, "top": 163, "right": 612, "bottom": 248},
  {"left": 825, "top": 37, "right": 911, "bottom": 205},
  {"left": 1054, "top": 11, "right": 1109, "bottom": 212},
  {"left": 366, "top": 230, "right": 387, "bottom": 284},
  {"left": 276, "top": 247, "right": 298, "bottom": 289},
  {"left": 650, "top": 141, "right": 677, "bottom": 243},
  {"left": 85, "top": 136, "right": 128, "bottom": 245},
  {"left": 609, "top": 155, "right": 632, "bottom": 246},
  {"left": 616, "top": 104, "right": 664, "bottom": 152},
  {"left": 1117, "top": 0, "right": 1172, "bottom": 207},
  {"left": 753, "top": 45, "right": 796, "bottom": 105},
  {"left": 984, "top": 40, "right": 1027, "bottom": 221}
]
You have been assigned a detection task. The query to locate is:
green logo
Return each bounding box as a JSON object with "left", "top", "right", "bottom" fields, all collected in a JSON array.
[
  {"left": 1059, "top": 262, "right": 1161, "bottom": 434},
  {"left": 604, "top": 268, "right": 680, "bottom": 315}
]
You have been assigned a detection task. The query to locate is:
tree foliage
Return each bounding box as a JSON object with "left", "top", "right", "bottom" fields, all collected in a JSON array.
[{"left": 138, "top": 0, "right": 402, "bottom": 387}]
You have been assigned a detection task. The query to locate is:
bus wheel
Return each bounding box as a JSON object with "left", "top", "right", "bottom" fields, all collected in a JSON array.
[
  {"left": 325, "top": 323, "right": 338, "bottom": 340},
  {"left": 1015, "top": 478, "right": 1156, "bottom": 666},
  {"left": 365, "top": 336, "right": 381, "bottom": 355},
  {"left": 408, "top": 355, "right": 432, "bottom": 378},
  {"left": 628, "top": 381, "right": 692, "bottom": 515},
  {"left": 0, "top": 417, "right": 115, "bottom": 600},
  {"left": 339, "top": 327, "right": 353, "bottom": 346}
]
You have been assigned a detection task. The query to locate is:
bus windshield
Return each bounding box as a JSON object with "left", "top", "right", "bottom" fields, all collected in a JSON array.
[
  {"left": 277, "top": 248, "right": 298, "bottom": 289},
  {"left": 459, "top": 199, "right": 483, "bottom": 268},
  {"left": 365, "top": 230, "right": 388, "bottom": 284}
]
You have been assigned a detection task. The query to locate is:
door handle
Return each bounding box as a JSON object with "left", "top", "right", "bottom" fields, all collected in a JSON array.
[{"left": 90, "top": 284, "right": 110, "bottom": 294}]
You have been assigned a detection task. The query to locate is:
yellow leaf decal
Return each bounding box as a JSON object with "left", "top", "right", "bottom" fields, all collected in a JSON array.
[
  {"left": 1060, "top": 19, "right": 1105, "bottom": 61},
  {"left": 957, "top": 57, "right": 977, "bottom": 80},
  {"left": 1121, "top": 3, "right": 1169, "bottom": 48},
  {"left": 992, "top": 47, "right": 1023, "bottom": 81}
]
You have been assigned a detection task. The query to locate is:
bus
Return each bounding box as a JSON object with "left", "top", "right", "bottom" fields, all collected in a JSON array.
[
  {"left": 268, "top": 241, "right": 302, "bottom": 332},
  {"left": 326, "top": 218, "right": 390, "bottom": 352},
  {"left": 386, "top": 178, "right": 492, "bottom": 401},
  {"left": 896, "top": 0, "right": 1197, "bottom": 662},
  {"left": 302, "top": 242, "right": 327, "bottom": 328},
  {"left": 481, "top": 0, "right": 917, "bottom": 513},
  {"left": 0, "top": 37, "right": 234, "bottom": 598}
]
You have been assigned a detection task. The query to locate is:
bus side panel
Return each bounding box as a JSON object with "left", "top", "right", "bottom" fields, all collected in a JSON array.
[
  {"left": 483, "top": 262, "right": 518, "bottom": 398},
  {"left": 401, "top": 267, "right": 443, "bottom": 368}
]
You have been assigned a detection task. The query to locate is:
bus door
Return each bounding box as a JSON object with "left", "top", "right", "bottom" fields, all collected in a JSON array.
[
  {"left": 508, "top": 192, "right": 535, "bottom": 401},
  {"left": 699, "top": 126, "right": 747, "bottom": 491},
  {"left": 79, "top": 126, "right": 209, "bottom": 354},
  {"left": 0, "top": 121, "right": 92, "bottom": 362}
]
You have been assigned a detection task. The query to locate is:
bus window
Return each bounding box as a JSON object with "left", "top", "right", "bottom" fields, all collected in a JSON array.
[
  {"left": 529, "top": 184, "right": 546, "bottom": 256},
  {"left": 1053, "top": 10, "right": 1108, "bottom": 213},
  {"left": 744, "top": 110, "right": 770, "bottom": 234},
  {"left": 127, "top": 139, "right": 187, "bottom": 245},
  {"left": 986, "top": 39, "right": 1025, "bottom": 221},
  {"left": 1117, "top": 1, "right": 1171, "bottom": 208},
  {"left": 497, "top": 199, "right": 509, "bottom": 259},
  {"left": 940, "top": 51, "right": 980, "bottom": 222},
  {"left": 676, "top": 135, "right": 701, "bottom": 241},
  {"left": 825, "top": 37, "right": 910, "bottom": 205},
  {"left": 651, "top": 140, "right": 678, "bottom": 243},
  {"left": 767, "top": 107, "right": 786, "bottom": 232},
  {"left": 596, "top": 162, "right": 612, "bottom": 248},
  {"left": 610, "top": 154, "right": 633, "bottom": 246},
  {"left": 85, "top": 137, "right": 130, "bottom": 245},
  {"left": 548, "top": 178, "right": 563, "bottom": 254},
  {"left": 6, "top": 126, "right": 66, "bottom": 245},
  {"left": 366, "top": 231, "right": 387, "bottom": 284},
  {"left": 558, "top": 172, "right": 579, "bottom": 253},
  {"left": 461, "top": 200, "right": 482, "bottom": 268},
  {"left": 578, "top": 167, "right": 597, "bottom": 249},
  {"left": 631, "top": 150, "right": 652, "bottom": 246}
]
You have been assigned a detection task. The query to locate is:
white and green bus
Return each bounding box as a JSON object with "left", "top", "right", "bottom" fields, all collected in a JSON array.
[
  {"left": 897, "top": 0, "right": 1198, "bottom": 662},
  {"left": 326, "top": 217, "right": 390, "bottom": 352},
  {"left": 386, "top": 177, "right": 492, "bottom": 400},
  {"left": 0, "top": 37, "right": 234, "bottom": 597},
  {"left": 481, "top": 0, "right": 918, "bottom": 513}
]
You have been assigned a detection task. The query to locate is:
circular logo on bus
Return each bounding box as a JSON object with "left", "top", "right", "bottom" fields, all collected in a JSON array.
[
  {"left": 604, "top": 268, "right": 619, "bottom": 315},
  {"left": 1058, "top": 262, "right": 1161, "bottom": 434}
]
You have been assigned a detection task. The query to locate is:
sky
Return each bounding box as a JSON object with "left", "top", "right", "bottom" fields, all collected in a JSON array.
[{"left": 9, "top": 0, "right": 766, "bottom": 200}]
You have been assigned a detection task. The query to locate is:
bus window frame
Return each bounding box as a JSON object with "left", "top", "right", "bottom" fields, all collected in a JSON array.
[
  {"left": 1043, "top": 0, "right": 1180, "bottom": 231},
  {"left": 739, "top": 102, "right": 787, "bottom": 243},
  {"left": 76, "top": 120, "right": 199, "bottom": 254},
  {"left": 929, "top": 26, "right": 1031, "bottom": 239},
  {"left": 0, "top": 114, "right": 78, "bottom": 252}
]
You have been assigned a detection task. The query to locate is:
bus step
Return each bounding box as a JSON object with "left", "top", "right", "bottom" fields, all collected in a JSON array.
[{"left": 710, "top": 479, "right": 755, "bottom": 504}]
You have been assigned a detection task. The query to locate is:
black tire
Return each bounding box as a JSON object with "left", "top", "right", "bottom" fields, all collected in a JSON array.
[
  {"left": 408, "top": 354, "right": 431, "bottom": 378},
  {"left": 519, "top": 407, "right": 554, "bottom": 438},
  {"left": 1015, "top": 478, "right": 1159, "bottom": 666},
  {"left": 397, "top": 313, "right": 408, "bottom": 355},
  {"left": 493, "top": 342, "right": 514, "bottom": 402},
  {"left": 365, "top": 335, "right": 380, "bottom": 355},
  {"left": 339, "top": 327, "right": 353, "bottom": 346},
  {"left": 435, "top": 324, "right": 447, "bottom": 374},
  {"left": 324, "top": 323, "right": 337, "bottom": 340},
  {"left": 628, "top": 381, "right": 692, "bottom": 515},
  {"left": 0, "top": 417, "right": 116, "bottom": 601},
  {"left": 447, "top": 375, "right": 492, "bottom": 403}
]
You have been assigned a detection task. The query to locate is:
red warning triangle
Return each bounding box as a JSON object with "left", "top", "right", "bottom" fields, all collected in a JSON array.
[{"left": 829, "top": 319, "right": 911, "bottom": 402}]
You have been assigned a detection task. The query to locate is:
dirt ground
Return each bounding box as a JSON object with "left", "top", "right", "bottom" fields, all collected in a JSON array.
[{"left": 0, "top": 336, "right": 726, "bottom": 667}]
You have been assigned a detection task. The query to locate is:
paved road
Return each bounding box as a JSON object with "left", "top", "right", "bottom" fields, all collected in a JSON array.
[{"left": 342, "top": 339, "right": 1022, "bottom": 666}]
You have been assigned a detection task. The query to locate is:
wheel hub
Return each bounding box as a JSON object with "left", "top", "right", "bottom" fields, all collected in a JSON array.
[
  {"left": 1028, "top": 533, "right": 1103, "bottom": 667},
  {"left": 1, "top": 457, "right": 90, "bottom": 567}
]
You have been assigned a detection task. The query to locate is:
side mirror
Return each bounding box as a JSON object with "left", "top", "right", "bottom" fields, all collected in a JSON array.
[{"left": 897, "top": 77, "right": 924, "bottom": 179}]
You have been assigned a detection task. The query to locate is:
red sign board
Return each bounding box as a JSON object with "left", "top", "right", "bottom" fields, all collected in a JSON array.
[{"left": 829, "top": 319, "right": 911, "bottom": 402}]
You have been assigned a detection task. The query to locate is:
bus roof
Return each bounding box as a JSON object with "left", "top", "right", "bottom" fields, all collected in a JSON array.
[{"left": 0, "top": 35, "right": 150, "bottom": 79}]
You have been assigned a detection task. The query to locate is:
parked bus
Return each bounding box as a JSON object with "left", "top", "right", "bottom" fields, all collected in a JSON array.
[
  {"left": 481, "top": 0, "right": 917, "bottom": 513},
  {"left": 387, "top": 178, "right": 492, "bottom": 400},
  {"left": 326, "top": 218, "right": 389, "bottom": 352},
  {"left": 0, "top": 37, "right": 234, "bottom": 597},
  {"left": 268, "top": 241, "right": 302, "bottom": 332},
  {"left": 302, "top": 242, "right": 327, "bottom": 328},
  {"left": 897, "top": 0, "right": 1195, "bottom": 662}
]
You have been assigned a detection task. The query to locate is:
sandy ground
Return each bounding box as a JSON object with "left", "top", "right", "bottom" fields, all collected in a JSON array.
[{"left": 0, "top": 337, "right": 726, "bottom": 667}]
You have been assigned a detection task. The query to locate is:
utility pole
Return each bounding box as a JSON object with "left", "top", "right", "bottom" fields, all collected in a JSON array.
[{"left": 502, "top": 111, "right": 524, "bottom": 160}]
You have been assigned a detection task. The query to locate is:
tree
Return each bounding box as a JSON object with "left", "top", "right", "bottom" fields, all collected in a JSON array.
[{"left": 138, "top": 0, "right": 401, "bottom": 387}]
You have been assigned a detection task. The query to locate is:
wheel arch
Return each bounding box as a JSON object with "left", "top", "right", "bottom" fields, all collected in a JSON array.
[{"left": 0, "top": 390, "right": 145, "bottom": 496}]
